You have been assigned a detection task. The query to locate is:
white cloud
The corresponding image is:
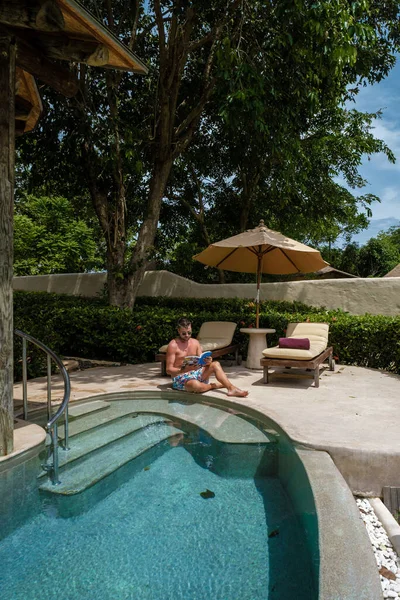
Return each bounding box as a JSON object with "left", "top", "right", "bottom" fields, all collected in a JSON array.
[
  {"left": 381, "top": 187, "right": 399, "bottom": 202},
  {"left": 369, "top": 186, "right": 400, "bottom": 219},
  {"left": 365, "top": 119, "right": 400, "bottom": 169}
]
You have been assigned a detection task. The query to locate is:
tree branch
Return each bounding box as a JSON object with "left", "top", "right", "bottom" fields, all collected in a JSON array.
[
  {"left": 104, "top": 0, "right": 115, "bottom": 31},
  {"left": 188, "top": 31, "right": 214, "bottom": 53},
  {"left": 174, "top": 6, "right": 235, "bottom": 148},
  {"left": 165, "top": 7, "right": 195, "bottom": 99},
  {"left": 154, "top": 0, "right": 166, "bottom": 67},
  {"left": 105, "top": 71, "right": 127, "bottom": 247},
  {"left": 128, "top": 0, "right": 140, "bottom": 50},
  {"left": 81, "top": 140, "right": 109, "bottom": 239},
  {"left": 173, "top": 78, "right": 216, "bottom": 156},
  {"left": 190, "top": 165, "right": 206, "bottom": 221}
]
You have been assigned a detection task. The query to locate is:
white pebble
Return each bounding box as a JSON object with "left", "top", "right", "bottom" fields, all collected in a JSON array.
[{"left": 356, "top": 498, "right": 400, "bottom": 599}]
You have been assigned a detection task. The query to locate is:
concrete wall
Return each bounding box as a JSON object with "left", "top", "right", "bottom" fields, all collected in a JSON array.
[
  {"left": 13, "top": 270, "right": 400, "bottom": 316},
  {"left": 13, "top": 272, "right": 107, "bottom": 297}
]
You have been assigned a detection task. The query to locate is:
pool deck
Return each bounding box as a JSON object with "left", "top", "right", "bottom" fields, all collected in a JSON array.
[{"left": 12, "top": 361, "right": 400, "bottom": 495}]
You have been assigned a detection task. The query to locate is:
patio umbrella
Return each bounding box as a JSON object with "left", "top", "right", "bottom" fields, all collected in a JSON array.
[{"left": 193, "top": 220, "right": 329, "bottom": 327}]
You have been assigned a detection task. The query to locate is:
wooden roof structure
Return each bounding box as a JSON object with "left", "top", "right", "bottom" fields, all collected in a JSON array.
[
  {"left": 290, "top": 265, "right": 358, "bottom": 280},
  {"left": 15, "top": 68, "right": 43, "bottom": 133},
  {"left": 0, "top": 0, "right": 147, "bottom": 455},
  {"left": 1, "top": 0, "right": 148, "bottom": 134},
  {"left": 384, "top": 263, "right": 400, "bottom": 277},
  {"left": 311, "top": 266, "right": 358, "bottom": 279}
]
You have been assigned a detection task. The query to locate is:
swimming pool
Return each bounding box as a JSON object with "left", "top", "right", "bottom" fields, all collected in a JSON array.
[{"left": 0, "top": 391, "right": 380, "bottom": 599}]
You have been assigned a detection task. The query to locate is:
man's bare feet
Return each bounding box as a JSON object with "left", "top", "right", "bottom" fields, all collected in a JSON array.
[
  {"left": 227, "top": 387, "right": 249, "bottom": 397},
  {"left": 210, "top": 382, "right": 224, "bottom": 390}
]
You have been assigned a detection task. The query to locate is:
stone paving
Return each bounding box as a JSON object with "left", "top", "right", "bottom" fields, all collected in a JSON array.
[{"left": 13, "top": 360, "right": 400, "bottom": 495}]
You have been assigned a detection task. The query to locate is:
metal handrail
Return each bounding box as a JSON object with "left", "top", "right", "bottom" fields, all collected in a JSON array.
[{"left": 14, "top": 329, "right": 71, "bottom": 485}]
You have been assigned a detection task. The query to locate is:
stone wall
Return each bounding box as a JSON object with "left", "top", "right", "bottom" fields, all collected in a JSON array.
[{"left": 13, "top": 270, "right": 400, "bottom": 316}]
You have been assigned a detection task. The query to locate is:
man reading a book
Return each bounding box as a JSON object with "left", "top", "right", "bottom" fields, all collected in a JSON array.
[{"left": 166, "top": 317, "right": 248, "bottom": 397}]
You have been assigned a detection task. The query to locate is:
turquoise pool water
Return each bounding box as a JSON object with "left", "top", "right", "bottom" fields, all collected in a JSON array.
[{"left": 0, "top": 404, "right": 315, "bottom": 599}]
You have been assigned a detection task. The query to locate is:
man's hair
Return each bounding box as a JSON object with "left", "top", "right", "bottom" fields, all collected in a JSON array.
[{"left": 177, "top": 317, "right": 191, "bottom": 329}]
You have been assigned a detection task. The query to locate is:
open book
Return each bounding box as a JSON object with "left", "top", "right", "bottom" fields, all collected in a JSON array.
[{"left": 182, "top": 351, "right": 212, "bottom": 367}]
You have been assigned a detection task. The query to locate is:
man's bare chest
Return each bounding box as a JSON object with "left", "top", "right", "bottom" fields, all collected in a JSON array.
[{"left": 175, "top": 338, "right": 198, "bottom": 358}]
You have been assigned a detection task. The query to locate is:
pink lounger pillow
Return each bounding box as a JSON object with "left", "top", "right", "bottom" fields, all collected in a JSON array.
[{"left": 279, "top": 338, "right": 310, "bottom": 350}]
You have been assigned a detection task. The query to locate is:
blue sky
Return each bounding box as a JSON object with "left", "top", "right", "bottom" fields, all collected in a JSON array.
[{"left": 352, "top": 58, "right": 400, "bottom": 223}]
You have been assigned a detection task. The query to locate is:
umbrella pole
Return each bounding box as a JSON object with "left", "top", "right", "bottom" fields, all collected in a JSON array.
[{"left": 256, "top": 254, "right": 262, "bottom": 328}]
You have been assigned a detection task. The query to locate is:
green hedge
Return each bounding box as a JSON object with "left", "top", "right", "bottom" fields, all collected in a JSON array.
[{"left": 13, "top": 291, "right": 400, "bottom": 380}]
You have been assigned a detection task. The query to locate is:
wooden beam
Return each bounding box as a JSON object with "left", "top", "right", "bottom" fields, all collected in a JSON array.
[
  {"left": 15, "top": 68, "right": 43, "bottom": 132},
  {"left": 33, "top": 35, "right": 110, "bottom": 66},
  {"left": 0, "top": 0, "right": 65, "bottom": 32},
  {"left": 15, "top": 69, "right": 24, "bottom": 96},
  {"left": 15, "top": 95, "right": 33, "bottom": 121},
  {"left": 15, "top": 36, "right": 79, "bottom": 97},
  {"left": 15, "top": 119, "right": 26, "bottom": 135},
  {"left": 86, "top": 44, "right": 109, "bottom": 67},
  {"left": 0, "top": 36, "right": 16, "bottom": 455}
]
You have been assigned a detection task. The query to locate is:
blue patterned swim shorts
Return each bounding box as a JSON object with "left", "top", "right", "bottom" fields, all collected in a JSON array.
[{"left": 172, "top": 368, "right": 209, "bottom": 391}]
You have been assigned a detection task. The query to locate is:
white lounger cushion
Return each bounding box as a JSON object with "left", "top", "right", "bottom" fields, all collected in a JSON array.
[
  {"left": 159, "top": 321, "right": 236, "bottom": 354},
  {"left": 196, "top": 338, "right": 232, "bottom": 351},
  {"left": 262, "top": 322, "right": 329, "bottom": 361}
]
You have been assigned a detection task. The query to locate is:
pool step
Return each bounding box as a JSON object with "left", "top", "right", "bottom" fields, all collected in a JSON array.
[
  {"left": 57, "top": 402, "right": 144, "bottom": 439},
  {"left": 39, "top": 414, "right": 167, "bottom": 477},
  {"left": 60, "top": 398, "right": 272, "bottom": 444},
  {"left": 68, "top": 400, "right": 110, "bottom": 419},
  {"left": 37, "top": 397, "right": 278, "bottom": 492},
  {"left": 32, "top": 397, "right": 275, "bottom": 445},
  {"left": 39, "top": 422, "right": 184, "bottom": 495}
]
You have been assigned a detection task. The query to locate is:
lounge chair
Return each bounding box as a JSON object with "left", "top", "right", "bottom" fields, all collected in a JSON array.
[
  {"left": 155, "top": 321, "right": 240, "bottom": 376},
  {"left": 260, "top": 322, "right": 334, "bottom": 387}
]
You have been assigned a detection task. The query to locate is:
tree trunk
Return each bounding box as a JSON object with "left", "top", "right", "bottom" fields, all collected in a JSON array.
[
  {"left": 0, "top": 37, "right": 16, "bottom": 455},
  {"left": 199, "top": 221, "right": 225, "bottom": 284},
  {"left": 239, "top": 170, "right": 261, "bottom": 232},
  {"left": 201, "top": 231, "right": 225, "bottom": 284},
  {"left": 181, "top": 168, "right": 226, "bottom": 284},
  {"left": 83, "top": 3, "right": 229, "bottom": 309},
  {"left": 81, "top": 138, "right": 129, "bottom": 307},
  {"left": 125, "top": 157, "right": 173, "bottom": 308},
  {"left": 106, "top": 243, "right": 127, "bottom": 306},
  {"left": 103, "top": 182, "right": 128, "bottom": 307}
]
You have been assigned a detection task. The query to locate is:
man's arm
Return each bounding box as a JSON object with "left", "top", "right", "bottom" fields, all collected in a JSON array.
[{"left": 166, "top": 341, "right": 181, "bottom": 376}]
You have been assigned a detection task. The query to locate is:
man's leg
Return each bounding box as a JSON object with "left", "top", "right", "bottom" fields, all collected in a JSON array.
[
  {"left": 201, "top": 361, "right": 248, "bottom": 397},
  {"left": 184, "top": 380, "right": 222, "bottom": 393}
]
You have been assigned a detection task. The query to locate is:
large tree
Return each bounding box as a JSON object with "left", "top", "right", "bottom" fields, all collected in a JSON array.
[
  {"left": 155, "top": 100, "right": 394, "bottom": 283},
  {"left": 17, "top": 0, "right": 400, "bottom": 304}
]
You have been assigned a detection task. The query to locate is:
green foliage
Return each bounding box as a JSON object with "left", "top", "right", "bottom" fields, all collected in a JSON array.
[
  {"left": 14, "top": 195, "right": 104, "bottom": 275},
  {"left": 357, "top": 231, "right": 400, "bottom": 276},
  {"left": 14, "top": 292, "right": 400, "bottom": 380},
  {"left": 322, "top": 226, "right": 400, "bottom": 276},
  {"left": 158, "top": 103, "right": 396, "bottom": 282}
]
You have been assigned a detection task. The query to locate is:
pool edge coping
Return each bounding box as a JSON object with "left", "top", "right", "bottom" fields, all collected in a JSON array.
[{"left": 6, "top": 389, "right": 385, "bottom": 599}]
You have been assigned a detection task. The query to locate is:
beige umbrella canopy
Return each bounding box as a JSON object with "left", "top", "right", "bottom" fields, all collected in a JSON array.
[{"left": 193, "top": 220, "right": 329, "bottom": 327}]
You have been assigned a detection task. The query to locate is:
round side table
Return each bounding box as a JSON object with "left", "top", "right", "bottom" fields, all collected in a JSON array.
[{"left": 240, "top": 328, "right": 276, "bottom": 370}]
